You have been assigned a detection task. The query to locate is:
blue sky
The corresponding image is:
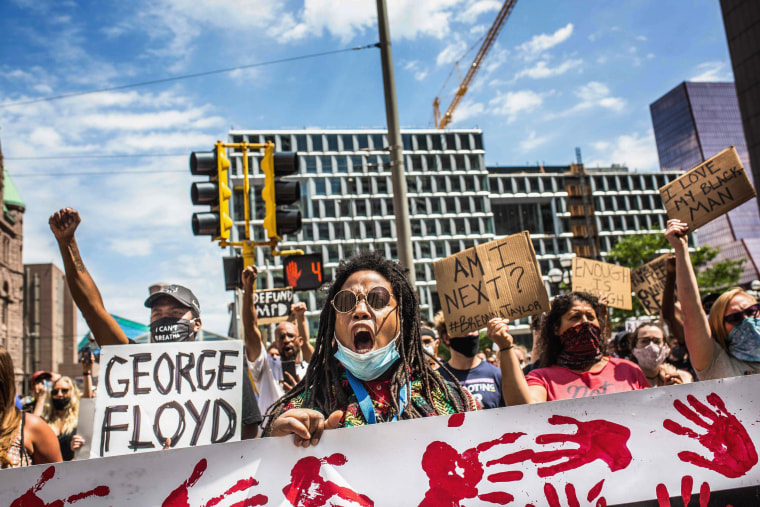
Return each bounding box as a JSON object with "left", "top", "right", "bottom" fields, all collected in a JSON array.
[{"left": 0, "top": 0, "right": 733, "bottom": 337}]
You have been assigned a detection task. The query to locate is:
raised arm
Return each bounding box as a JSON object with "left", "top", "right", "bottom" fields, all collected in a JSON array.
[
  {"left": 487, "top": 318, "right": 547, "bottom": 405},
  {"left": 242, "top": 265, "right": 264, "bottom": 363},
  {"left": 664, "top": 219, "right": 713, "bottom": 370},
  {"left": 81, "top": 352, "right": 94, "bottom": 398},
  {"left": 290, "top": 302, "right": 313, "bottom": 362},
  {"left": 49, "top": 208, "right": 127, "bottom": 346},
  {"left": 661, "top": 256, "right": 685, "bottom": 344}
]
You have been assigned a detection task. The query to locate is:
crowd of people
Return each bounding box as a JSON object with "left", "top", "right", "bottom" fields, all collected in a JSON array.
[{"left": 1, "top": 209, "right": 757, "bottom": 468}]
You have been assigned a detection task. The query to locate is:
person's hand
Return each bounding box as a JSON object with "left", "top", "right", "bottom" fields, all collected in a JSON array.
[
  {"left": 665, "top": 219, "right": 689, "bottom": 250},
  {"left": 49, "top": 208, "right": 81, "bottom": 244},
  {"left": 70, "top": 434, "right": 85, "bottom": 452},
  {"left": 282, "top": 371, "right": 300, "bottom": 393},
  {"left": 270, "top": 408, "right": 343, "bottom": 447},
  {"left": 487, "top": 318, "right": 513, "bottom": 351},
  {"left": 33, "top": 382, "right": 48, "bottom": 398},
  {"left": 660, "top": 371, "right": 684, "bottom": 386},
  {"left": 598, "top": 293, "right": 609, "bottom": 307},
  {"left": 242, "top": 265, "right": 258, "bottom": 291},
  {"left": 81, "top": 352, "right": 94, "bottom": 375},
  {"left": 291, "top": 301, "right": 307, "bottom": 318}
]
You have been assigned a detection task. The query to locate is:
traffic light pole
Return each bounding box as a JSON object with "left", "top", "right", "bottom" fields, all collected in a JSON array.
[{"left": 376, "top": 0, "right": 416, "bottom": 286}]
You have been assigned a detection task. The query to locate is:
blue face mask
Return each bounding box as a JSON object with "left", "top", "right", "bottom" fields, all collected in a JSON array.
[
  {"left": 334, "top": 331, "right": 401, "bottom": 381},
  {"left": 726, "top": 317, "right": 760, "bottom": 362}
]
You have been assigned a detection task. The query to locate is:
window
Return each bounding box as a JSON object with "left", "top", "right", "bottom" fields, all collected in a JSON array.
[
  {"left": 376, "top": 177, "right": 388, "bottom": 194},
  {"left": 416, "top": 135, "right": 428, "bottom": 151},
  {"left": 336, "top": 157, "right": 348, "bottom": 173},
  {"left": 445, "top": 133, "right": 457, "bottom": 150},
  {"left": 294, "top": 135, "right": 308, "bottom": 151},
  {"left": 431, "top": 135, "right": 442, "bottom": 151},
  {"left": 355, "top": 199, "right": 367, "bottom": 216},
  {"left": 330, "top": 178, "right": 341, "bottom": 194},
  {"left": 445, "top": 197, "right": 457, "bottom": 213},
  {"left": 350, "top": 155, "right": 364, "bottom": 173},
  {"left": 341, "top": 134, "right": 354, "bottom": 151},
  {"left": 410, "top": 155, "right": 423, "bottom": 171},
  {"left": 430, "top": 198, "right": 442, "bottom": 213},
  {"left": 402, "top": 134, "right": 413, "bottom": 151},
  {"left": 381, "top": 221, "right": 392, "bottom": 237},
  {"left": 459, "top": 134, "right": 471, "bottom": 150},
  {"left": 313, "top": 179, "right": 326, "bottom": 195},
  {"left": 305, "top": 156, "right": 317, "bottom": 174},
  {"left": 320, "top": 155, "right": 332, "bottom": 172},
  {"left": 357, "top": 135, "right": 369, "bottom": 150},
  {"left": 323, "top": 200, "right": 336, "bottom": 217},
  {"left": 371, "top": 134, "right": 384, "bottom": 150},
  {"left": 318, "top": 223, "right": 330, "bottom": 239},
  {"left": 311, "top": 135, "right": 323, "bottom": 152},
  {"left": 327, "top": 135, "right": 339, "bottom": 152}
]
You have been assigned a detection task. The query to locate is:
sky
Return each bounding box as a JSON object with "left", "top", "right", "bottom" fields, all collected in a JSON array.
[{"left": 0, "top": 0, "right": 734, "bottom": 338}]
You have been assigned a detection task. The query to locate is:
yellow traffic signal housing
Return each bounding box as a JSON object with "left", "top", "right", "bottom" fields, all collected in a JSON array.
[
  {"left": 190, "top": 141, "right": 232, "bottom": 240},
  {"left": 261, "top": 142, "right": 301, "bottom": 240}
]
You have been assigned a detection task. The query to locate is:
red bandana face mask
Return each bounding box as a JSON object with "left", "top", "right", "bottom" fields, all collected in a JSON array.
[{"left": 555, "top": 321, "right": 603, "bottom": 370}]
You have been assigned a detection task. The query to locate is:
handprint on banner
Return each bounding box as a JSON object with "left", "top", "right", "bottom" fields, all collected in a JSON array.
[
  {"left": 531, "top": 415, "right": 632, "bottom": 477},
  {"left": 654, "top": 476, "right": 711, "bottom": 507},
  {"left": 533, "top": 480, "right": 607, "bottom": 507},
  {"left": 663, "top": 393, "right": 758, "bottom": 478},
  {"left": 282, "top": 454, "right": 374, "bottom": 507},
  {"left": 286, "top": 262, "right": 302, "bottom": 288},
  {"left": 162, "top": 458, "right": 267, "bottom": 507},
  {"left": 419, "top": 432, "right": 534, "bottom": 506},
  {"left": 10, "top": 465, "right": 110, "bottom": 507}
]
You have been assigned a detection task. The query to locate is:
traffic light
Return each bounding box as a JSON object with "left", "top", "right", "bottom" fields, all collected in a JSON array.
[
  {"left": 190, "top": 142, "right": 233, "bottom": 240},
  {"left": 282, "top": 253, "right": 326, "bottom": 290},
  {"left": 261, "top": 144, "right": 301, "bottom": 240}
]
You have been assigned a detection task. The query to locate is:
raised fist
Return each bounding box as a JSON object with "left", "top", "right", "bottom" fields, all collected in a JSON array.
[
  {"left": 242, "top": 265, "right": 258, "bottom": 290},
  {"left": 49, "top": 208, "right": 81, "bottom": 243}
]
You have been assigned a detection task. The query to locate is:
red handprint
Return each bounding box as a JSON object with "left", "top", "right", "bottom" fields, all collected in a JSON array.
[
  {"left": 286, "top": 262, "right": 302, "bottom": 288},
  {"left": 419, "top": 432, "right": 534, "bottom": 506},
  {"left": 531, "top": 415, "right": 632, "bottom": 477},
  {"left": 663, "top": 393, "right": 758, "bottom": 478},
  {"left": 282, "top": 454, "right": 373, "bottom": 507},
  {"left": 162, "top": 458, "right": 267, "bottom": 507},
  {"left": 540, "top": 480, "right": 607, "bottom": 507},
  {"left": 654, "top": 476, "right": 711, "bottom": 507},
  {"left": 10, "top": 466, "right": 109, "bottom": 507}
]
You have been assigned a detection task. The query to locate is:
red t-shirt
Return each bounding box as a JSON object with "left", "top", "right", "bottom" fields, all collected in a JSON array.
[{"left": 525, "top": 357, "right": 649, "bottom": 401}]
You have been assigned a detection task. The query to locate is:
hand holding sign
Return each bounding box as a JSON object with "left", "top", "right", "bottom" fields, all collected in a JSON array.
[{"left": 571, "top": 258, "right": 632, "bottom": 310}]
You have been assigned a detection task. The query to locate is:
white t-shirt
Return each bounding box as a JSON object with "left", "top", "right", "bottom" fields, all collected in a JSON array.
[
  {"left": 695, "top": 341, "right": 760, "bottom": 381},
  {"left": 246, "top": 352, "right": 308, "bottom": 417}
]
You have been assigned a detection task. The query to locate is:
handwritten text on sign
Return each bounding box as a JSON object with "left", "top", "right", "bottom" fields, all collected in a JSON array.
[
  {"left": 631, "top": 254, "right": 670, "bottom": 315},
  {"left": 659, "top": 146, "right": 757, "bottom": 230},
  {"left": 433, "top": 232, "right": 549, "bottom": 335},
  {"left": 90, "top": 340, "right": 243, "bottom": 458},
  {"left": 254, "top": 287, "right": 293, "bottom": 325},
  {"left": 3, "top": 376, "right": 759, "bottom": 505},
  {"left": 572, "top": 257, "right": 632, "bottom": 310}
]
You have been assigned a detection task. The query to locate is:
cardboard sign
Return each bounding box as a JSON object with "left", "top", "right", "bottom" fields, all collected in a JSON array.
[
  {"left": 631, "top": 254, "right": 670, "bottom": 315},
  {"left": 659, "top": 146, "right": 757, "bottom": 230},
  {"left": 572, "top": 257, "right": 632, "bottom": 310},
  {"left": 433, "top": 232, "right": 549, "bottom": 335},
  {"left": 254, "top": 287, "right": 293, "bottom": 325},
  {"left": 90, "top": 341, "right": 243, "bottom": 458},
  {"left": 74, "top": 398, "right": 96, "bottom": 460},
  {"left": 3, "top": 376, "right": 760, "bottom": 504}
]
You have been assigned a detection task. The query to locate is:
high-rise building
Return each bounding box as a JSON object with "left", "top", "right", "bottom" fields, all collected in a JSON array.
[
  {"left": 226, "top": 129, "right": 495, "bottom": 325},
  {"left": 650, "top": 82, "right": 760, "bottom": 283},
  {"left": 23, "top": 263, "right": 78, "bottom": 382}
]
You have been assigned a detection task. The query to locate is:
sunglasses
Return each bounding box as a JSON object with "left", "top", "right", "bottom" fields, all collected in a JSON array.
[
  {"left": 724, "top": 303, "right": 760, "bottom": 327},
  {"left": 332, "top": 286, "right": 394, "bottom": 313},
  {"left": 51, "top": 388, "right": 70, "bottom": 396}
]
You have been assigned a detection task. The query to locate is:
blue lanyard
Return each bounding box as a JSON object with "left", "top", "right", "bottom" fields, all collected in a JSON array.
[{"left": 345, "top": 370, "right": 409, "bottom": 425}]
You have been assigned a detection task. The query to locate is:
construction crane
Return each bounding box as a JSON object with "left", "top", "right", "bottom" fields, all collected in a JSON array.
[{"left": 433, "top": 0, "right": 519, "bottom": 129}]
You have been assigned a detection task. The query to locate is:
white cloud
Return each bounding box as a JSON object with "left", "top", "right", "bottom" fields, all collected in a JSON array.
[
  {"left": 447, "top": 99, "right": 485, "bottom": 125},
  {"left": 403, "top": 61, "right": 429, "bottom": 81},
  {"left": 636, "top": 35, "right": 648, "bottom": 42},
  {"left": 488, "top": 89, "right": 546, "bottom": 123},
  {"left": 590, "top": 131, "right": 659, "bottom": 172},
  {"left": 520, "top": 130, "right": 550, "bottom": 152},
  {"left": 436, "top": 39, "right": 468, "bottom": 66},
  {"left": 516, "top": 23, "right": 574, "bottom": 61},
  {"left": 690, "top": 61, "right": 733, "bottom": 82},
  {"left": 456, "top": 0, "right": 502, "bottom": 24},
  {"left": 109, "top": 238, "right": 154, "bottom": 257},
  {"left": 575, "top": 82, "right": 625, "bottom": 112},
  {"left": 515, "top": 58, "right": 583, "bottom": 80}
]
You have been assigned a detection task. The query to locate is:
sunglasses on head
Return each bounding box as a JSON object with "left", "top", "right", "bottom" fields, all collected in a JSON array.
[
  {"left": 724, "top": 303, "right": 760, "bottom": 326},
  {"left": 332, "top": 286, "right": 394, "bottom": 314},
  {"left": 51, "top": 388, "right": 70, "bottom": 396}
]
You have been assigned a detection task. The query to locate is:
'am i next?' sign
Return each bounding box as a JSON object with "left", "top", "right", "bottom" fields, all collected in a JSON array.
[{"left": 91, "top": 340, "right": 243, "bottom": 458}]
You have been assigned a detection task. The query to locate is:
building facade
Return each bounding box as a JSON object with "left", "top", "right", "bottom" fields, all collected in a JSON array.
[
  {"left": 23, "top": 263, "right": 78, "bottom": 382},
  {"left": 226, "top": 129, "right": 495, "bottom": 324},
  {"left": 650, "top": 81, "right": 760, "bottom": 283}
]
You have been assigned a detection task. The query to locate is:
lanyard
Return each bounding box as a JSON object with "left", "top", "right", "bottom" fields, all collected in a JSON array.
[{"left": 345, "top": 370, "right": 409, "bottom": 425}]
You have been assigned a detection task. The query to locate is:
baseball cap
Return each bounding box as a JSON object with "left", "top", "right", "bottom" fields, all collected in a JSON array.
[
  {"left": 144, "top": 284, "right": 201, "bottom": 317},
  {"left": 30, "top": 371, "right": 53, "bottom": 386}
]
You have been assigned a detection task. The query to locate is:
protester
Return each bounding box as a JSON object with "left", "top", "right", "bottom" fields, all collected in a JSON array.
[
  {"left": 265, "top": 250, "right": 478, "bottom": 446},
  {"left": 288, "top": 302, "right": 314, "bottom": 362},
  {"left": 267, "top": 345, "right": 280, "bottom": 360},
  {"left": 489, "top": 292, "right": 649, "bottom": 405},
  {"left": 41, "top": 376, "right": 86, "bottom": 461},
  {"left": 420, "top": 326, "right": 440, "bottom": 369},
  {"left": 30, "top": 370, "right": 54, "bottom": 416},
  {"left": 612, "top": 330, "right": 633, "bottom": 360},
  {"left": 629, "top": 323, "right": 692, "bottom": 387},
  {"left": 434, "top": 310, "right": 505, "bottom": 409},
  {"left": 242, "top": 265, "right": 310, "bottom": 416},
  {"left": 1, "top": 347, "right": 62, "bottom": 468},
  {"left": 666, "top": 218, "right": 760, "bottom": 379},
  {"left": 522, "top": 314, "right": 545, "bottom": 375},
  {"left": 49, "top": 208, "right": 262, "bottom": 440}
]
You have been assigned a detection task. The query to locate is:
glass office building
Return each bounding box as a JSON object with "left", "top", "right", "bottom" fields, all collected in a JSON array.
[{"left": 650, "top": 82, "right": 760, "bottom": 284}]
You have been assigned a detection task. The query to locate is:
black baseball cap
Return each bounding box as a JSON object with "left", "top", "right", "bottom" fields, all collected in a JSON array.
[{"left": 144, "top": 285, "right": 201, "bottom": 318}]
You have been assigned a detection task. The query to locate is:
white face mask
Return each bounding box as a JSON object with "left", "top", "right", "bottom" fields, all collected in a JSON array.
[
  {"left": 632, "top": 343, "right": 670, "bottom": 370},
  {"left": 422, "top": 343, "right": 435, "bottom": 357}
]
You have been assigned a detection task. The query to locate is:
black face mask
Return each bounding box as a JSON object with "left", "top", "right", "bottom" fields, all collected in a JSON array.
[
  {"left": 150, "top": 317, "right": 195, "bottom": 343},
  {"left": 449, "top": 335, "right": 480, "bottom": 358},
  {"left": 52, "top": 397, "right": 70, "bottom": 410}
]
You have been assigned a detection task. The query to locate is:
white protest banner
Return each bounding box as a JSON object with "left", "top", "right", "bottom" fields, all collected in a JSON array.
[
  {"left": 631, "top": 254, "right": 670, "bottom": 315},
  {"left": 254, "top": 287, "right": 293, "bottom": 325},
  {"left": 74, "top": 398, "right": 96, "bottom": 460},
  {"left": 659, "top": 146, "right": 757, "bottom": 230},
  {"left": 2, "top": 376, "right": 759, "bottom": 505},
  {"left": 572, "top": 257, "right": 632, "bottom": 310},
  {"left": 90, "top": 340, "right": 243, "bottom": 458},
  {"left": 433, "top": 231, "right": 549, "bottom": 336}
]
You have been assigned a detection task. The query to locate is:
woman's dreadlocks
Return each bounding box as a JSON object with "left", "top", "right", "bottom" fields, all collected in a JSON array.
[{"left": 263, "top": 250, "right": 471, "bottom": 433}]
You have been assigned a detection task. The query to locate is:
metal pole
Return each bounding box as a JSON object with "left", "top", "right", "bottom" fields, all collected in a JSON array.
[{"left": 376, "top": 0, "right": 415, "bottom": 286}]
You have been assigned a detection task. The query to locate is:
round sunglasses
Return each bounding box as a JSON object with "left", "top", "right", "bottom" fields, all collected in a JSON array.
[
  {"left": 332, "top": 286, "right": 394, "bottom": 313},
  {"left": 724, "top": 303, "right": 760, "bottom": 327}
]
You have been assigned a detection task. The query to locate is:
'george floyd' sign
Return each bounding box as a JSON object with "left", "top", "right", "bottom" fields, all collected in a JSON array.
[
  {"left": 659, "top": 146, "right": 757, "bottom": 230},
  {"left": 91, "top": 341, "right": 243, "bottom": 458},
  {"left": 433, "top": 232, "right": 549, "bottom": 336},
  {"left": 631, "top": 254, "right": 670, "bottom": 315},
  {"left": 572, "top": 257, "right": 632, "bottom": 310}
]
